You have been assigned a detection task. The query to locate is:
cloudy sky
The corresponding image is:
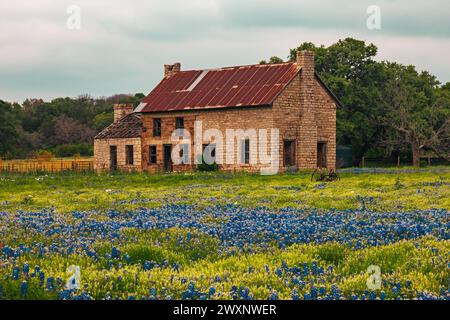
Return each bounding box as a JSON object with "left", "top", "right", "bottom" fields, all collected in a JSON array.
[{"left": 0, "top": 0, "right": 449, "bottom": 103}]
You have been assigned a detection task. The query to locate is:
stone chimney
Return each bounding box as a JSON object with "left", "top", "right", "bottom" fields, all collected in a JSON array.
[
  {"left": 164, "top": 62, "right": 181, "bottom": 77},
  {"left": 296, "top": 50, "right": 318, "bottom": 169},
  {"left": 113, "top": 103, "right": 134, "bottom": 123},
  {"left": 296, "top": 50, "right": 315, "bottom": 80}
]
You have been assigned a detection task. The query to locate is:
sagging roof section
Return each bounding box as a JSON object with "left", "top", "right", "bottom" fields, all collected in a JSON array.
[
  {"left": 140, "top": 62, "right": 300, "bottom": 112},
  {"left": 95, "top": 113, "right": 143, "bottom": 140}
]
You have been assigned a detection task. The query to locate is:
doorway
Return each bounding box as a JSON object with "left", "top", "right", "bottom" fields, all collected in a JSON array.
[
  {"left": 163, "top": 144, "right": 173, "bottom": 172},
  {"left": 283, "top": 140, "right": 296, "bottom": 167},
  {"left": 317, "top": 142, "right": 327, "bottom": 168},
  {"left": 110, "top": 146, "right": 117, "bottom": 171}
]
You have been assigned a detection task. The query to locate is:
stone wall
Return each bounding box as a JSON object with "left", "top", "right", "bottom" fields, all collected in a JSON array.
[
  {"left": 140, "top": 107, "right": 276, "bottom": 173},
  {"left": 94, "top": 137, "right": 142, "bottom": 172},
  {"left": 272, "top": 51, "right": 336, "bottom": 171},
  {"left": 113, "top": 104, "right": 134, "bottom": 123}
]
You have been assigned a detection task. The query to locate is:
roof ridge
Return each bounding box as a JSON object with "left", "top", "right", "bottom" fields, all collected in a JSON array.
[{"left": 179, "top": 61, "right": 296, "bottom": 73}]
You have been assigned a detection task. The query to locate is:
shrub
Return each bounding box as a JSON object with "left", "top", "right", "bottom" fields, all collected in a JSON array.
[
  {"left": 196, "top": 155, "right": 219, "bottom": 172},
  {"left": 50, "top": 143, "right": 93, "bottom": 157}
]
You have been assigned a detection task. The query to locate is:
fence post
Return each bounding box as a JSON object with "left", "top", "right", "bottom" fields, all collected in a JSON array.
[
  {"left": 361, "top": 156, "right": 365, "bottom": 168},
  {"left": 397, "top": 156, "right": 400, "bottom": 167}
]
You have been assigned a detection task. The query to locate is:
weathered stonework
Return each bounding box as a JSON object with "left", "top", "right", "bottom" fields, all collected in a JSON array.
[
  {"left": 140, "top": 107, "right": 276, "bottom": 173},
  {"left": 113, "top": 104, "right": 134, "bottom": 123},
  {"left": 94, "top": 137, "right": 142, "bottom": 172},
  {"left": 272, "top": 51, "right": 336, "bottom": 170}
]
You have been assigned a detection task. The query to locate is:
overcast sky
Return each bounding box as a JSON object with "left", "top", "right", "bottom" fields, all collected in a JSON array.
[{"left": 1, "top": 0, "right": 449, "bottom": 103}]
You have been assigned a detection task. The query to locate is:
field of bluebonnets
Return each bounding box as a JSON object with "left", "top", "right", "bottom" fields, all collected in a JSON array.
[{"left": 0, "top": 168, "right": 449, "bottom": 300}]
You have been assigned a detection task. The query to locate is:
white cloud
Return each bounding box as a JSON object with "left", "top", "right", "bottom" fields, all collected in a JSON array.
[{"left": 0, "top": 0, "right": 448, "bottom": 102}]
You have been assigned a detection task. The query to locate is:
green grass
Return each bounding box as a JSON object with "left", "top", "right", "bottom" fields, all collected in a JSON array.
[{"left": 0, "top": 168, "right": 449, "bottom": 213}]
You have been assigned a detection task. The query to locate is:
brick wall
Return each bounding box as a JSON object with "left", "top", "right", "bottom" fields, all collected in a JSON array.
[
  {"left": 140, "top": 107, "right": 276, "bottom": 173},
  {"left": 94, "top": 137, "right": 142, "bottom": 172},
  {"left": 314, "top": 80, "right": 337, "bottom": 169},
  {"left": 272, "top": 51, "right": 336, "bottom": 171}
]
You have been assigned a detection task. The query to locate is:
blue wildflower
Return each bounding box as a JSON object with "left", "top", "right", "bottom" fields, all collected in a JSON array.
[{"left": 20, "top": 281, "right": 28, "bottom": 299}]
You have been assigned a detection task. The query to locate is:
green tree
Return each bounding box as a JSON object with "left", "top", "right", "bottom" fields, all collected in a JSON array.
[
  {"left": 381, "top": 64, "right": 450, "bottom": 166},
  {"left": 260, "top": 56, "right": 284, "bottom": 64},
  {"left": 0, "top": 100, "right": 19, "bottom": 157},
  {"left": 133, "top": 93, "right": 145, "bottom": 106},
  {"left": 93, "top": 112, "right": 114, "bottom": 131}
]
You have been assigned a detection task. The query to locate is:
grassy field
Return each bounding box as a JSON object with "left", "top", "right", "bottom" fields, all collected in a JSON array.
[
  {"left": 0, "top": 168, "right": 449, "bottom": 300},
  {"left": 1, "top": 168, "right": 449, "bottom": 212}
]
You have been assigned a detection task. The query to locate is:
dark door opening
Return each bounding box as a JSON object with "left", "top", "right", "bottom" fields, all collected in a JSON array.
[
  {"left": 283, "top": 140, "right": 296, "bottom": 167},
  {"left": 110, "top": 146, "right": 117, "bottom": 171},
  {"left": 317, "top": 142, "right": 327, "bottom": 168},
  {"left": 163, "top": 145, "right": 172, "bottom": 172}
]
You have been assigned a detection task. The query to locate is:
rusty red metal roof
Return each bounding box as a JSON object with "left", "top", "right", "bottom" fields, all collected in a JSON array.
[
  {"left": 95, "top": 114, "right": 142, "bottom": 140},
  {"left": 140, "top": 62, "right": 300, "bottom": 113}
]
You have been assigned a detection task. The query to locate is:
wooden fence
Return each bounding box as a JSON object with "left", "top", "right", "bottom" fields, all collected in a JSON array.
[{"left": 0, "top": 158, "right": 94, "bottom": 173}]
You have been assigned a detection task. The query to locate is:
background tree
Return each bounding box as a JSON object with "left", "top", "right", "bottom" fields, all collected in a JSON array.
[
  {"left": 0, "top": 93, "right": 145, "bottom": 158},
  {"left": 0, "top": 100, "right": 19, "bottom": 158},
  {"left": 93, "top": 112, "right": 114, "bottom": 131},
  {"left": 259, "top": 56, "right": 284, "bottom": 64},
  {"left": 381, "top": 64, "right": 450, "bottom": 166},
  {"left": 52, "top": 115, "right": 97, "bottom": 145}
]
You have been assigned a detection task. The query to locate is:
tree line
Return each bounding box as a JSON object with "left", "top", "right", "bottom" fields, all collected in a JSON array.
[
  {"left": 0, "top": 94, "right": 144, "bottom": 159},
  {"left": 1, "top": 38, "right": 449, "bottom": 165}
]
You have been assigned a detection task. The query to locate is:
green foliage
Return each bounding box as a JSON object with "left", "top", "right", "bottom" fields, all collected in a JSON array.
[
  {"left": 259, "top": 56, "right": 284, "bottom": 64},
  {"left": 1, "top": 34, "right": 448, "bottom": 167},
  {"left": 196, "top": 155, "right": 219, "bottom": 172},
  {"left": 394, "top": 177, "right": 404, "bottom": 190},
  {"left": 0, "top": 93, "right": 144, "bottom": 159},
  {"left": 20, "top": 194, "right": 34, "bottom": 205},
  {"left": 313, "top": 242, "right": 349, "bottom": 265},
  {"left": 381, "top": 63, "right": 450, "bottom": 166},
  {"left": 0, "top": 100, "right": 19, "bottom": 156},
  {"left": 93, "top": 112, "right": 114, "bottom": 131},
  {"left": 50, "top": 143, "right": 93, "bottom": 157},
  {"left": 120, "top": 228, "right": 220, "bottom": 265}
]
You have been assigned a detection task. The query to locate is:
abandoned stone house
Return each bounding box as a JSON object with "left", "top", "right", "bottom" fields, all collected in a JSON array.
[{"left": 94, "top": 51, "right": 339, "bottom": 173}]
